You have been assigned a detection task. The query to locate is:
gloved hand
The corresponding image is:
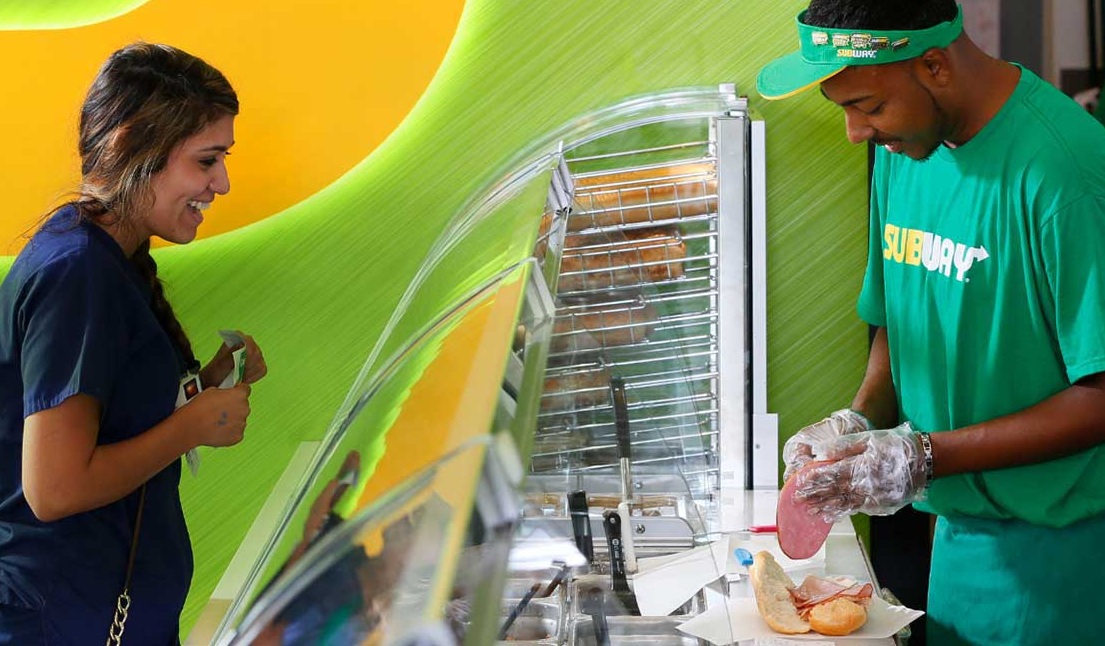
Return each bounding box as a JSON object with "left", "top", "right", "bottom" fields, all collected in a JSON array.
[
  {"left": 794, "top": 422, "right": 928, "bottom": 522},
  {"left": 782, "top": 409, "right": 871, "bottom": 481}
]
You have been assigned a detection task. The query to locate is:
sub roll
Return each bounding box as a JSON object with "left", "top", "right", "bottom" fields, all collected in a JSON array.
[
  {"left": 749, "top": 550, "right": 871, "bottom": 636},
  {"left": 569, "top": 162, "right": 717, "bottom": 230},
  {"left": 550, "top": 300, "right": 657, "bottom": 353},
  {"left": 557, "top": 228, "right": 686, "bottom": 293}
]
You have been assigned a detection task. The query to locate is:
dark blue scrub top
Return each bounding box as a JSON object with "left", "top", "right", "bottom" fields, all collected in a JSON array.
[{"left": 0, "top": 206, "right": 192, "bottom": 644}]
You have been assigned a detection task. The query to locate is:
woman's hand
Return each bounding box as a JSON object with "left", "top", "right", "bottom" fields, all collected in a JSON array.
[
  {"left": 200, "top": 331, "right": 268, "bottom": 387},
  {"left": 176, "top": 383, "right": 252, "bottom": 448}
]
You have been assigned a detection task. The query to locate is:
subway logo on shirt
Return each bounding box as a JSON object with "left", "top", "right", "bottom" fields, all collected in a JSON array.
[{"left": 883, "top": 223, "right": 989, "bottom": 283}]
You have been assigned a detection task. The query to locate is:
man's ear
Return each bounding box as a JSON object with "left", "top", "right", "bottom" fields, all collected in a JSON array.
[{"left": 914, "top": 47, "right": 952, "bottom": 87}]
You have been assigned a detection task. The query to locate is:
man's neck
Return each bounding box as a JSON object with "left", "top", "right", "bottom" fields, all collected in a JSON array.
[{"left": 944, "top": 47, "right": 1021, "bottom": 146}]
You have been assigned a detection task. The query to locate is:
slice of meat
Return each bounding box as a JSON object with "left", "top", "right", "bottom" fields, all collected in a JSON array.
[
  {"left": 777, "top": 460, "right": 834, "bottom": 560},
  {"left": 790, "top": 575, "right": 873, "bottom": 617},
  {"left": 790, "top": 576, "right": 851, "bottom": 607}
]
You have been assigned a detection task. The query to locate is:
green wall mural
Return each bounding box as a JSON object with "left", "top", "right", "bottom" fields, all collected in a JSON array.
[{"left": 0, "top": 0, "right": 150, "bottom": 29}]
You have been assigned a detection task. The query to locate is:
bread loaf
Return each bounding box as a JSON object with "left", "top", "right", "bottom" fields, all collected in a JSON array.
[
  {"left": 584, "top": 494, "right": 678, "bottom": 511},
  {"left": 550, "top": 300, "right": 657, "bottom": 352},
  {"left": 749, "top": 551, "right": 869, "bottom": 637},
  {"left": 749, "top": 551, "right": 810, "bottom": 634},
  {"left": 807, "top": 597, "right": 867, "bottom": 636},
  {"left": 569, "top": 162, "right": 717, "bottom": 230},
  {"left": 558, "top": 228, "right": 686, "bottom": 293},
  {"left": 541, "top": 366, "right": 612, "bottom": 411}
]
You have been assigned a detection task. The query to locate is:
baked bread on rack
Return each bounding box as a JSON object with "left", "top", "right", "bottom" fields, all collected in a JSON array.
[
  {"left": 569, "top": 162, "right": 717, "bottom": 230},
  {"left": 557, "top": 228, "right": 686, "bottom": 293},
  {"left": 540, "top": 365, "right": 613, "bottom": 411},
  {"left": 550, "top": 299, "right": 657, "bottom": 353}
]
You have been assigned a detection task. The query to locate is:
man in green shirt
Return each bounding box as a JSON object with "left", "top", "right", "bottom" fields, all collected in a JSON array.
[{"left": 759, "top": 1, "right": 1105, "bottom": 643}]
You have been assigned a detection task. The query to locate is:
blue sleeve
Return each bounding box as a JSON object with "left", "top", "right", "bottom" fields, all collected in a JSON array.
[{"left": 19, "top": 252, "right": 128, "bottom": 416}]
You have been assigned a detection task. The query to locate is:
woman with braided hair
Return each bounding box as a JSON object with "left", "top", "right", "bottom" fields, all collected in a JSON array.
[{"left": 0, "top": 42, "right": 267, "bottom": 643}]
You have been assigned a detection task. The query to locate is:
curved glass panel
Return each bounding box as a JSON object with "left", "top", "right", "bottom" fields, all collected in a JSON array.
[
  {"left": 213, "top": 266, "right": 536, "bottom": 642},
  {"left": 326, "top": 87, "right": 747, "bottom": 477},
  {"left": 226, "top": 439, "right": 491, "bottom": 645}
]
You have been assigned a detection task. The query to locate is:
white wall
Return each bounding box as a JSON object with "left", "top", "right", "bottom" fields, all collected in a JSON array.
[
  {"left": 963, "top": 0, "right": 1003, "bottom": 58},
  {"left": 1046, "top": 0, "right": 1093, "bottom": 85}
]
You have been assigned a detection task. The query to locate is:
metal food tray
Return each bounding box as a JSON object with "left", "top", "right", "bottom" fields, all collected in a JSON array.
[{"left": 567, "top": 616, "right": 707, "bottom": 645}]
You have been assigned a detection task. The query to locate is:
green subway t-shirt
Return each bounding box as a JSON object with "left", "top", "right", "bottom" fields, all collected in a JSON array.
[{"left": 858, "top": 67, "right": 1105, "bottom": 527}]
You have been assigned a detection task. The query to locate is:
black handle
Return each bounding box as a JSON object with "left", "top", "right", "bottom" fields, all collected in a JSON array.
[
  {"left": 539, "top": 563, "right": 570, "bottom": 598},
  {"left": 602, "top": 510, "right": 640, "bottom": 615},
  {"left": 581, "top": 586, "right": 610, "bottom": 645},
  {"left": 568, "top": 490, "right": 594, "bottom": 563},
  {"left": 609, "top": 377, "right": 631, "bottom": 460},
  {"left": 602, "top": 510, "right": 627, "bottom": 582}
]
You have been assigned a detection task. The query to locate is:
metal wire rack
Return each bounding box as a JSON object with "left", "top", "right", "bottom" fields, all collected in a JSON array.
[{"left": 532, "top": 140, "right": 727, "bottom": 497}]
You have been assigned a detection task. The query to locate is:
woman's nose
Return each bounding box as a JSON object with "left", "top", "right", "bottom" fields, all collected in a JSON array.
[{"left": 210, "top": 163, "right": 230, "bottom": 195}]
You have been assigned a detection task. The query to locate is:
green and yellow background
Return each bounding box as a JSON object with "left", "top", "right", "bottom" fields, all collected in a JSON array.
[{"left": 0, "top": 0, "right": 869, "bottom": 635}]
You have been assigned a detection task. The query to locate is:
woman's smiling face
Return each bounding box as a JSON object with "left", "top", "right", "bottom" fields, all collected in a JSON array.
[{"left": 138, "top": 114, "right": 235, "bottom": 248}]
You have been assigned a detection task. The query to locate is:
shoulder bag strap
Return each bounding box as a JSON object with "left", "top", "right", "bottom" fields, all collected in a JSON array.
[{"left": 106, "top": 484, "right": 147, "bottom": 646}]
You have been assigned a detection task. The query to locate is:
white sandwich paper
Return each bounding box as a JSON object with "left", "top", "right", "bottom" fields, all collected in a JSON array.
[
  {"left": 633, "top": 540, "right": 730, "bottom": 616},
  {"left": 677, "top": 594, "right": 923, "bottom": 644}
]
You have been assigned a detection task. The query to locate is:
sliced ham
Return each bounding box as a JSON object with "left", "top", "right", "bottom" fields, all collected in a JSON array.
[
  {"left": 789, "top": 575, "right": 873, "bottom": 619},
  {"left": 777, "top": 460, "right": 834, "bottom": 559}
]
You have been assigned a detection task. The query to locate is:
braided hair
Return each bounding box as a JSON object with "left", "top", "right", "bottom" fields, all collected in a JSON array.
[{"left": 72, "top": 42, "right": 238, "bottom": 365}]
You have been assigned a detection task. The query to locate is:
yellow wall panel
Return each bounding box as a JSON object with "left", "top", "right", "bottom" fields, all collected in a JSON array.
[{"left": 0, "top": 0, "right": 463, "bottom": 253}]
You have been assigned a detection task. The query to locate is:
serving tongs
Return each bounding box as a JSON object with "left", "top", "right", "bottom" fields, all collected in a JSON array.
[
  {"left": 497, "top": 582, "right": 541, "bottom": 640},
  {"left": 608, "top": 376, "right": 637, "bottom": 573}
]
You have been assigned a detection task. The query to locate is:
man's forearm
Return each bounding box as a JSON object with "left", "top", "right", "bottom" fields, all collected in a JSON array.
[
  {"left": 931, "top": 371, "right": 1105, "bottom": 477},
  {"left": 850, "top": 326, "right": 900, "bottom": 429}
]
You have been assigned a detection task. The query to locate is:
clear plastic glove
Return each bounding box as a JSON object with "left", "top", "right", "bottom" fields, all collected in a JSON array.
[
  {"left": 794, "top": 422, "right": 928, "bottom": 522},
  {"left": 782, "top": 409, "right": 871, "bottom": 481}
]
